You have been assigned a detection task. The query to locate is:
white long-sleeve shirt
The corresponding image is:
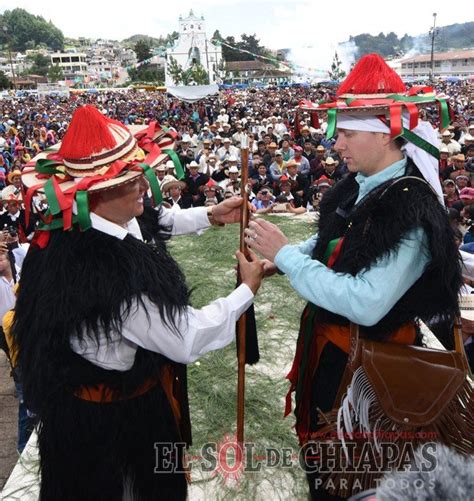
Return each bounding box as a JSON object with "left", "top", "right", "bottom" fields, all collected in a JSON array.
[{"left": 70, "top": 208, "right": 254, "bottom": 370}]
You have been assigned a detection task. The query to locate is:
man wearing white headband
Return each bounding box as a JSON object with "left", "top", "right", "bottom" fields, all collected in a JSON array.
[{"left": 245, "top": 54, "right": 464, "bottom": 499}]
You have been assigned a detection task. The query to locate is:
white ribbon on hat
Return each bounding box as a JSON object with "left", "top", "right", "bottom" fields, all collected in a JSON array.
[{"left": 337, "top": 115, "right": 444, "bottom": 206}]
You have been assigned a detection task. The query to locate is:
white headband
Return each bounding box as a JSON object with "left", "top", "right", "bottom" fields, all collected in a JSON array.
[{"left": 336, "top": 114, "right": 444, "bottom": 206}]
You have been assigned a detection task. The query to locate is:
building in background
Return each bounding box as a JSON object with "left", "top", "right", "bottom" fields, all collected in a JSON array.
[
  {"left": 165, "top": 10, "right": 222, "bottom": 86},
  {"left": 399, "top": 49, "right": 474, "bottom": 80},
  {"left": 224, "top": 60, "right": 292, "bottom": 85},
  {"left": 50, "top": 52, "right": 88, "bottom": 80}
]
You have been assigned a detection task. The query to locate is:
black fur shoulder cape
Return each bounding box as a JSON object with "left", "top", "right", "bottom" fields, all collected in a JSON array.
[
  {"left": 311, "top": 160, "right": 463, "bottom": 340},
  {"left": 13, "top": 206, "right": 190, "bottom": 411}
]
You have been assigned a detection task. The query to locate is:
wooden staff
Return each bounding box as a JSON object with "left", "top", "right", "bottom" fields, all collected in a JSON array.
[{"left": 237, "top": 134, "right": 250, "bottom": 447}]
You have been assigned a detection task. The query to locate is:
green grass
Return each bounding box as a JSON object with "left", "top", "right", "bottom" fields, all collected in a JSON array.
[{"left": 168, "top": 216, "right": 315, "bottom": 500}]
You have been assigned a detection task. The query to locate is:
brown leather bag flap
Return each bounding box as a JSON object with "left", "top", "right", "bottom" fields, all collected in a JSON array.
[{"left": 361, "top": 340, "right": 467, "bottom": 426}]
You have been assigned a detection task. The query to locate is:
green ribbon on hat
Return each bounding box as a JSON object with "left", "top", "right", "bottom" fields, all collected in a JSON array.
[
  {"left": 326, "top": 109, "right": 337, "bottom": 139},
  {"left": 386, "top": 94, "right": 450, "bottom": 130},
  {"left": 400, "top": 127, "right": 440, "bottom": 160},
  {"left": 435, "top": 97, "right": 450, "bottom": 130},
  {"left": 76, "top": 190, "right": 91, "bottom": 231},
  {"left": 43, "top": 178, "right": 61, "bottom": 215},
  {"left": 35, "top": 159, "right": 65, "bottom": 175},
  {"left": 138, "top": 162, "right": 163, "bottom": 205},
  {"left": 162, "top": 149, "right": 185, "bottom": 180}
]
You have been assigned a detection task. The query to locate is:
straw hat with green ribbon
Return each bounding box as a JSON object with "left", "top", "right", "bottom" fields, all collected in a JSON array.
[{"left": 21, "top": 105, "right": 185, "bottom": 233}]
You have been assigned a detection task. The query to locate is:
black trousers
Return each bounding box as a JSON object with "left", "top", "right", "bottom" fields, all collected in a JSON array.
[{"left": 306, "top": 342, "right": 348, "bottom": 500}]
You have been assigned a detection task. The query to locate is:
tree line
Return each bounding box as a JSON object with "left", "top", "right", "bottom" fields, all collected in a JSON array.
[{"left": 0, "top": 8, "right": 64, "bottom": 52}]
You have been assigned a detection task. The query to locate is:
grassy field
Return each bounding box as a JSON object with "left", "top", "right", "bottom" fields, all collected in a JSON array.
[{"left": 168, "top": 214, "right": 316, "bottom": 500}]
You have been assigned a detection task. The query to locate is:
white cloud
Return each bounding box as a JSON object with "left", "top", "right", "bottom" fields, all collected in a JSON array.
[{"left": 0, "top": 0, "right": 469, "bottom": 68}]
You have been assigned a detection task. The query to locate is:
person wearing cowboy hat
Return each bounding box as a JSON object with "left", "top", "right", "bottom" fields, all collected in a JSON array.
[
  {"left": 196, "top": 138, "right": 212, "bottom": 162},
  {"left": 285, "top": 159, "right": 308, "bottom": 200},
  {"left": 176, "top": 134, "right": 195, "bottom": 167},
  {"left": 220, "top": 122, "right": 232, "bottom": 139},
  {"left": 308, "top": 144, "right": 327, "bottom": 179},
  {"left": 155, "top": 163, "right": 167, "bottom": 187},
  {"left": 13, "top": 105, "right": 264, "bottom": 500},
  {"left": 217, "top": 137, "right": 240, "bottom": 163},
  {"left": 199, "top": 151, "right": 218, "bottom": 177},
  {"left": 184, "top": 160, "right": 209, "bottom": 207},
  {"left": 197, "top": 145, "right": 215, "bottom": 175},
  {"left": 197, "top": 126, "right": 214, "bottom": 144},
  {"left": 211, "top": 134, "right": 223, "bottom": 153},
  {"left": 162, "top": 175, "right": 191, "bottom": 210},
  {"left": 217, "top": 108, "right": 229, "bottom": 124},
  {"left": 232, "top": 122, "right": 246, "bottom": 146},
  {"left": 445, "top": 153, "right": 470, "bottom": 183},
  {"left": 0, "top": 185, "right": 32, "bottom": 243},
  {"left": 165, "top": 159, "right": 175, "bottom": 176},
  {"left": 311, "top": 156, "right": 341, "bottom": 184},
  {"left": 262, "top": 141, "right": 278, "bottom": 168},
  {"left": 7, "top": 169, "right": 22, "bottom": 189},
  {"left": 219, "top": 165, "right": 241, "bottom": 196},
  {"left": 440, "top": 129, "right": 461, "bottom": 155},
  {"left": 244, "top": 54, "right": 464, "bottom": 499},
  {"left": 439, "top": 145, "right": 450, "bottom": 174}
]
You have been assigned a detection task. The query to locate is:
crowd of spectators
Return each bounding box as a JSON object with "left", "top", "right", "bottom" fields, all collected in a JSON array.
[
  {"left": 0, "top": 76, "right": 473, "bottom": 453},
  {"left": 0, "top": 81, "right": 471, "bottom": 227}
]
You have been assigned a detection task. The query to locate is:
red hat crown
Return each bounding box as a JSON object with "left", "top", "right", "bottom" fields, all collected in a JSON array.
[
  {"left": 58, "top": 105, "right": 136, "bottom": 176},
  {"left": 336, "top": 53, "right": 406, "bottom": 97}
]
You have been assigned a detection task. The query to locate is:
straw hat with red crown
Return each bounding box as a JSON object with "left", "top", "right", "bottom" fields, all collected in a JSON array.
[
  {"left": 22, "top": 105, "right": 184, "bottom": 236},
  {"left": 299, "top": 54, "right": 450, "bottom": 203}
]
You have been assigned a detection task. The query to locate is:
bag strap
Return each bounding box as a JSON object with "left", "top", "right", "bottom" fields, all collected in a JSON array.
[
  {"left": 348, "top": 322, "right": 361, "bottom": 372},
  {"left": 334, "top": 323, "right": 360, "bottom": 404},
  {"left": 454, "top": 318, "right": 472, "bottom": 375}
]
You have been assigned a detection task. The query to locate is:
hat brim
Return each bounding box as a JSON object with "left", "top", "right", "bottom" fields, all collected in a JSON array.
[
  {"left": 161, "top": 180, "right": 186, "bottom": 192},
  {"left": 7, "top": 171, "right": 22, "bottom": 184},
  {"left": 299, "top": 95, "right": 437, "bottom": 115},
  {"left": 22, "top": 131, "right": 175, "bottom": 194}
]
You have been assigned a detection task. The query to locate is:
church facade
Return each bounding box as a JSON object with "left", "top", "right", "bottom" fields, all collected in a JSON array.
[{"left": 165, "top": 11, "right": 223, "bottom": 86}]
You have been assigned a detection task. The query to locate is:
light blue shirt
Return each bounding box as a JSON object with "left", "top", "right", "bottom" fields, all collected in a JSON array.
[{"left": 274, "top": 157, "right": 431, "bottom": 327}]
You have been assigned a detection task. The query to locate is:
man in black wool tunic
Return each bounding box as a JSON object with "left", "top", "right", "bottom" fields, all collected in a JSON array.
[
  {"left": 245, "top": 55, "right": 466, "bottom": 499},
  {"left": 13, "top": 105, "right": 263, "bottom": 500}
]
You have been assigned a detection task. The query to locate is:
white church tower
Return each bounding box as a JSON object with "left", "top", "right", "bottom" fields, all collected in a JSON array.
[{"left": 165, "top": 10, "right": 223, "bottom": 86}]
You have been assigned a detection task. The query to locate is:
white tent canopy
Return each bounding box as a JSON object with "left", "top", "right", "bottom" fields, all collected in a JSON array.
[{"left": 166, "top": 84, "right": 219, "bottom": 103}]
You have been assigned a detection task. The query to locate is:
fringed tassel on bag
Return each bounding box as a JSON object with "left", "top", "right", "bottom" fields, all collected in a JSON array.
[{"left": 313, "top": 368, "right": 474, "bottom": 498}]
